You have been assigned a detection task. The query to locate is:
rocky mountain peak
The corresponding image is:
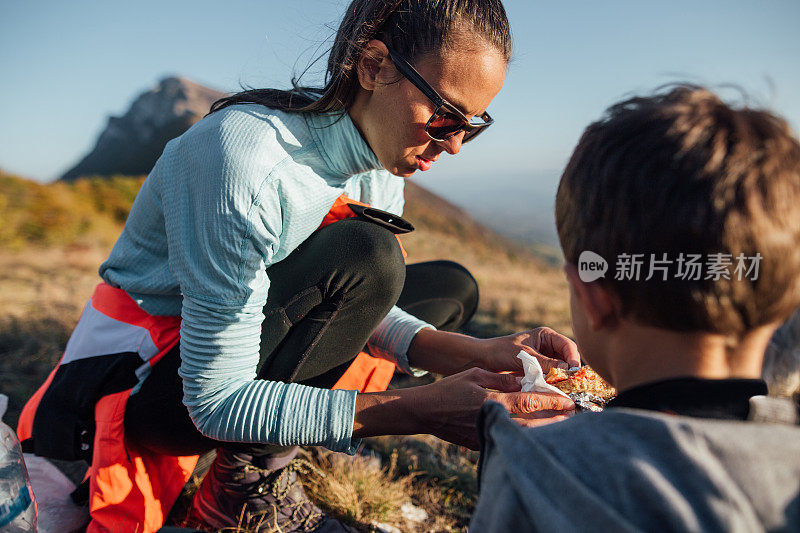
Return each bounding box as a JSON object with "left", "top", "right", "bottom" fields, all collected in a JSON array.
[{"left": 60, "top": 76, "right": 226, "bottom": 181}]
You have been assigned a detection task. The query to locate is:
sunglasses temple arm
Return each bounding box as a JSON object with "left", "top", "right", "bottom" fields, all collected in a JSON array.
[{"left": 386, "top": 48, "right": 445, "bottom": 108}]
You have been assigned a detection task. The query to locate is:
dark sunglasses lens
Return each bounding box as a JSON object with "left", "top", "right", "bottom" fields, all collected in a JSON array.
[{"left": 426, "top": 110, "right": 465, "bottom": 140}]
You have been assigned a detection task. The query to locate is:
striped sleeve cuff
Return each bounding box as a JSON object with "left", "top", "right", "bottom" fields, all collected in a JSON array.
[
  {"left": 273, "top": 384, "right": 361, "bottom": 455},
  {"left": 367, "top": 306, "right": 434, "bottom": 376},
  {"left": 324, "top": 388, "right": 361, "bottom": 454}
]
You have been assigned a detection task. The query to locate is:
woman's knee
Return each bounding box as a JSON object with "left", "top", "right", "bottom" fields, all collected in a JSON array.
[
  {"left": 264, "top": 218, "right": 405, "bottom": 319},
  {"left": 321, "top": 218, "right": 406, "bottom": 299}
]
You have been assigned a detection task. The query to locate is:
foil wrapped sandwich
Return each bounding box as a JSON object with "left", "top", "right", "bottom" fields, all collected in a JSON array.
[
  {"left": 545, "top": 366, "right": 616, "bottom": 412},
  {"left": 517, "top": 351, "right": 616, "bottom": 412}
]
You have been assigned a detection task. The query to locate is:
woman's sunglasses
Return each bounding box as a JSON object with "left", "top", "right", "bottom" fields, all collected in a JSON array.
[{"left": 384, "top": 44, "right": 494, "bottom": 143}]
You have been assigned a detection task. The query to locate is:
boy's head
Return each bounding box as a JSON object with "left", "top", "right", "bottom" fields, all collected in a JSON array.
[{"left": 555, "top": 85, "right": 800, "bottom": 380}]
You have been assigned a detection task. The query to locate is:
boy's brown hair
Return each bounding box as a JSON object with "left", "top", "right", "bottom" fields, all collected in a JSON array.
[{"left": 556, "top": 85, "right": 800, "bottom": 335}]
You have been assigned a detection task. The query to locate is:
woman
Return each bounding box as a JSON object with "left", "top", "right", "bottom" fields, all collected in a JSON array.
[{"left": 18, "top": 1, "right": 577, "bottom": 531}]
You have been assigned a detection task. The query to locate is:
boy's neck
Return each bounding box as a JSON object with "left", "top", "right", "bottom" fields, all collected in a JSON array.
[{"left": 601, "top": 322, "right": 776, "bottom": 392}]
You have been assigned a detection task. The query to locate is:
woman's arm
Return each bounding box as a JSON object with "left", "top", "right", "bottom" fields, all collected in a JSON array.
[
  {"left": 407, "top": 327, "right": 582, "bottom": 376},
  {"left": 406, "top": 328, "right": 486, "bottom": 375}
]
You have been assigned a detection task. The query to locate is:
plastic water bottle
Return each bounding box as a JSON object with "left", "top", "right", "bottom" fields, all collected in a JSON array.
[{"left": 0, "top": 394, "right": 37, "bottom": 532}]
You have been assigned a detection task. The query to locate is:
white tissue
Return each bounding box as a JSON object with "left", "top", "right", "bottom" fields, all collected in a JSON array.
[{"left": 517, "top": 350, "right": 570, "bottom": 398}]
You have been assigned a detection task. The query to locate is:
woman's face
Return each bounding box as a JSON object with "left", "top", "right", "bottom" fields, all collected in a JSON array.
[{"left": 349, "top": 39, "right": 507, "bottom": 178}]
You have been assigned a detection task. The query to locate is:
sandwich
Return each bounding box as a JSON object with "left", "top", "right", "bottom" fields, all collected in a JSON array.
[{"left": 545, "top": 366, "right": 616, "bottom": 411}]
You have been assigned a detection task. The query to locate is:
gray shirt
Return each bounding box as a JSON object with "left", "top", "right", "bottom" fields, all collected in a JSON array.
[{"left": 471, "top": 400, "right": 800, "bottom": 532}]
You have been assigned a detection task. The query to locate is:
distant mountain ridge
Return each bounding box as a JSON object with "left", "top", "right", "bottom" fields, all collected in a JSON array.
[{"left": 60, "top": 76, "right": 225, "bottom": 181}]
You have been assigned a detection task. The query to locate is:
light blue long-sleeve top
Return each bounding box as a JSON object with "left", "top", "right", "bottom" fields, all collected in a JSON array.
[{"left": 99, "top": 104, "right": 433, "bottom": 454}]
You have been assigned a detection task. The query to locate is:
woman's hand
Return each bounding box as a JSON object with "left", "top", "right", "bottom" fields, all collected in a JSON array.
[
  {"left": 476, "top": 327, "right": 582, "bottom": 375},
  {"left": 412, "top": 368, "right": 575, "bottom": 449},
  {"left": 353, "top": 367, "right": 575, "bottom": 450}
]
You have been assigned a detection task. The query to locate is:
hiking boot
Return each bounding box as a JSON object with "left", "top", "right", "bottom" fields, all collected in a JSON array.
[{"left": 186, "top": 447, "right": 354, "bottom": 532}]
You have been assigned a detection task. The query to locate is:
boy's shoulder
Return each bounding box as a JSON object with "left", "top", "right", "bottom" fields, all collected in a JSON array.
[{"left": 475, "top": 401, "right": 800, "bottom": 532}]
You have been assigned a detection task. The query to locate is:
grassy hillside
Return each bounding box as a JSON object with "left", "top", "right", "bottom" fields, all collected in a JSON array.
[
  {"left": 402, "top": 181, "right": 570, "bottom": 337},
  {"left": 0, "top": 170, "right": 570, "bottom": 531},
  {"left": 0, "top": 172, "right": 145, "bottom": 249}
]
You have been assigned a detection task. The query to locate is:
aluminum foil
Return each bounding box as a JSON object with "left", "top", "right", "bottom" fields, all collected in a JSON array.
[{"left": 569, "top": 392, "right": 608, "bottom": 412}]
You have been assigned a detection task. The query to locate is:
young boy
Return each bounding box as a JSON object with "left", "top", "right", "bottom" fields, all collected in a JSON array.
[{"left": 471, "top": 85, "right": 800, "bottom": 532}]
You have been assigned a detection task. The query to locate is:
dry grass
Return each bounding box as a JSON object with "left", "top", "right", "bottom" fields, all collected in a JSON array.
[
  {"left": 301, "top": 436, "right": 484, "bottom": 532},
  {"left": 365, "top": 435, "right": 481, "bottom": 530},
  {"left": 301, "top": 449, "right": 413, "bottom": 528}
]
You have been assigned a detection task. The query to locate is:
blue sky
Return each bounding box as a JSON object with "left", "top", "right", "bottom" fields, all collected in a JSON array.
[{"left": 1, "top": 0, "right": 798, "bottom": 187}]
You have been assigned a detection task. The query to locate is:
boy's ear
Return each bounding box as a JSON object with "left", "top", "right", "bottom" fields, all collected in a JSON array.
[
  {"left": 355, "top": 40, "right": 391, "bottom": 92},
  {"left": 564, "top": 263, "right": 621, "bottom": 331}
]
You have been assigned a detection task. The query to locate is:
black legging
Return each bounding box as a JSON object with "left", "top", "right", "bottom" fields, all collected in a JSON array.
[{"left": 124, "top": 218, "right": 479, "bottom": 457}]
